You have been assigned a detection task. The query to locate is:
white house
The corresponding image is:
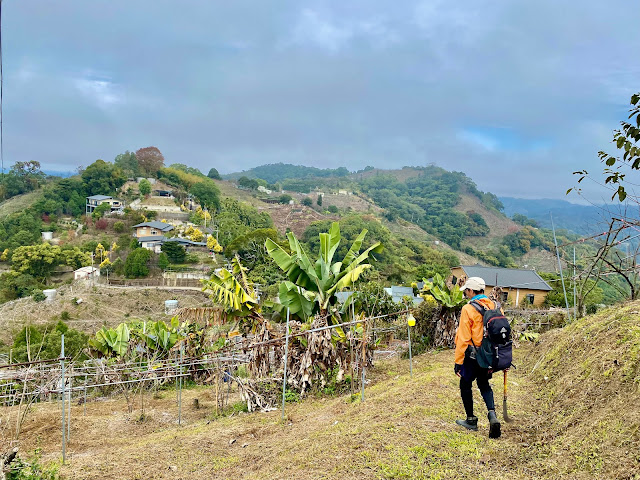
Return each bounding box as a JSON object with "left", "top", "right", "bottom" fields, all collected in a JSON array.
[{"left": 74, "top": 266, "right": 100, "bottom": 281}]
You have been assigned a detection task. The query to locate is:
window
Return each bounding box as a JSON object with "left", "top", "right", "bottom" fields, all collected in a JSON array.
[
  {"left": 501, "top": 292, "right": 509, "bottom": 303},
  {"left": 526, "top": 294, "right": 535, "bottom": 304}
]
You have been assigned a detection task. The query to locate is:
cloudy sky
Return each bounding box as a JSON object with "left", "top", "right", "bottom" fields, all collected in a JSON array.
[{"left": 2, "top": 0, "right": 639, "bottom": 201}]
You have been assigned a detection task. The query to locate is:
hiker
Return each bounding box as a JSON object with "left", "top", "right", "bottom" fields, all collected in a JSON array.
[{"left": 454, "top": 276, "right": 501, "bottom": 438}]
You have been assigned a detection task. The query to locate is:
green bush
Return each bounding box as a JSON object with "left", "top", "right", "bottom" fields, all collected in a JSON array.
[
  {"left": 31, "top": 289, "right": 46, "bottom": 302},
  {"left": 327, "top": 205, "right": 338, "bottom": 214},
  {"left": 158, "top": 252, "right": 169, "bottom": 270},
  {"left": 12, "top": 321, "right": 88, "bottom": 363},
  {"left": 113, "top": 221, "right": 125, "bottom": 233},
  {"left": 7, "top": 448, "right": 59, "bottom": 480},
  {"left": 124, "top": 248, "right": 151, "bottom": 278}
]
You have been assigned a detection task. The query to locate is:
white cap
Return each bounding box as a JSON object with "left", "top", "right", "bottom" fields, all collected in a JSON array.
[{"left": 460, "top": 276, "right": 485, "bottom": 291}]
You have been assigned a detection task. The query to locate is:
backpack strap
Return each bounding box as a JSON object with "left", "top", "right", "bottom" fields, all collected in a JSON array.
[{"left": 469, "top": 300, "right": 485, "bottom": 314}]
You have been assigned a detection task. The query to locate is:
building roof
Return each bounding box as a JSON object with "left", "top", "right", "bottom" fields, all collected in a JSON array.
[
  {"left": 383, "top": 286, "right": 424, "bottom": 305},
  {"left": 132, "top": 221, "right": 174, "bottom": 231},
  {"left": 87, "top": 195, "right": 113, "bottom": 200},
  {"left": 74, "top": 266, "right": 99, "bottom": 273},
  {"left": 165, "top": 237, "right": 207, "bottom": 246},
  {"left": 456, "top": 265, "right": 552, "bottom": 291},
  {"left": 137, "top": 235, "right": 166, "bottom": 243}
]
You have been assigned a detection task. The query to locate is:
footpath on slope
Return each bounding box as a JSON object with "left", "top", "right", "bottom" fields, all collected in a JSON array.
[{"left": 9, "top": 302, "right": 640, "bottom": 480}]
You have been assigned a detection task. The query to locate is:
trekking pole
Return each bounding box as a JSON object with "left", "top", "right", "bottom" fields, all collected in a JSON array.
[{"left": 503, "top": 370, "right": 511, "bottom": 422}]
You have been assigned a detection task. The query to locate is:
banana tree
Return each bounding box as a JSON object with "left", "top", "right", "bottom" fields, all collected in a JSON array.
[
  {"left": 88, "top": 323, "right": 131, "bottom": 357},
  {"left": 266, "top": 222, "right": 382, "bottom": 392},
  {"left": 266, "top": 222, "right": 382, "bottom": 320},
  {"left": 419, "top": 273, "right": 467, "bottom": 347},
  {"left": 201, "top": 255, "right": 262, "bottom": 332}
]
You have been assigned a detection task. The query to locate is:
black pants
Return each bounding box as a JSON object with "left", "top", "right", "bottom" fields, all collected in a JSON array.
[{"left": 459, "top": 356, "right": 495, "bottom": 418}]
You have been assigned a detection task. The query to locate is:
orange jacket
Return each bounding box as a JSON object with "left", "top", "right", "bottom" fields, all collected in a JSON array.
[{"left": 454, "top": 297, "right": 495, "bottom": 365}]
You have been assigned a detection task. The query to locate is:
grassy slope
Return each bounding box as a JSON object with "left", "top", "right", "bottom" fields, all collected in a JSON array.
[
  {"left": 0, "top": 190, "right": 43, "bottom": 218},
  {"left": 0, "top": 283, "right": 212, "bottom": 347},
  {"left": 14, "top": 302, "right": 640, "bottom": 480}
]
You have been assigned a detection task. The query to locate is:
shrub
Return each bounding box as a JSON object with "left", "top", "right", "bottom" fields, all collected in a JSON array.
[
  {"left": 95, "top": 218, "right": 108, "bottom": 230},
  {"left": 113, "top": 221, "right": 125, "bottom": 233},
  {"left": 158, "top": 252, "right": 169, "bottom": 270},
  {"left": 327, "top": 205, "right": 338, "bottom": 214},
  {"left": 32, "top": 289, "right": 46, "bottom": 302},
  {"left": 60, "top": 311, "right": 71, "bottom": 321},
  {"left": 278, "top": 194, "right": 292, "bottom": 204},
  {"left": 12, "top": 321, "right": 88, "bottom": 363},
  {"left": 301, "top": 197, "right": 313, "bottom": 207},
  {"left": 124, "top": 249, "right": 151, "bottom": 278},
  {"left": 161, "top": 242, "right": 186, "bottom": 263}
]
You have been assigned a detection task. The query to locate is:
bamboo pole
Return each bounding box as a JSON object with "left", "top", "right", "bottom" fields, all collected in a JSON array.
[{"left": 281, "top": 308, "right": 290, "bottom": 421}]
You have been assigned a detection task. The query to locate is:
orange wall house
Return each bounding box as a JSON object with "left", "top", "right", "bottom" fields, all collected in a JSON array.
[{"left": 451, "top": 265, "right": 552, "bottom": 307}]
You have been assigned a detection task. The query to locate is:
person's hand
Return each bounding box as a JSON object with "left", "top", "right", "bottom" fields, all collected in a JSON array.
[{"left": 454, "top": 363, "right": 462, "bottom": 377}]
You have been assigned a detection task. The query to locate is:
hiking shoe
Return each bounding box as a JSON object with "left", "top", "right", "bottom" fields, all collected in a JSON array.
[
  {"left": 488, "top": 410, "right": 501, "bottom": 438},
  {"left": 455, "top": 416, "right": 478, "bottom": 431}
]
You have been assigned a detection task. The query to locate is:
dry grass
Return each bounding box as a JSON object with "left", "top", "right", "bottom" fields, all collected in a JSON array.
[
  {"left": 0, "top": 344, "right": 593, "bottom": 479},
  {"left": 6, "top": 302, "right": 640, "bottom": 479},
  {"left": 0, "top": 283, "right": 211, "bottom": 346},
  {"left": 0, "top": 190, "right": 43, "bottom": 218}
]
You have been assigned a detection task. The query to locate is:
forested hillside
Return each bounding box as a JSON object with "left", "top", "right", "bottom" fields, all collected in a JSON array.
[{"left": 0, "top": 156, "right": 631, "bottom": 309}]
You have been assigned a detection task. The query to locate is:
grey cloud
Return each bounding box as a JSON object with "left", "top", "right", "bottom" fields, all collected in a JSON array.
[{"left": 2, "top": 0, "right": 639, "bottom": 201}]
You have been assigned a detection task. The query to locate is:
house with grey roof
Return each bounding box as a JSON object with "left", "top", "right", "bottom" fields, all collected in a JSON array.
[
  {"left": 132, "top": 221, "right": 174, "bottom": 238},
  {"left": 86, "top": 195, "right": 124, "bottom": 215},
  {"left": 451, "top": 264, "right": 552, "bottom": 307}
]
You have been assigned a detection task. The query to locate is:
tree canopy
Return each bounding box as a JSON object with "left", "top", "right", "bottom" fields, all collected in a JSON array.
[{"left": 135, "top": 146, "right": 165, "bottom": 176}]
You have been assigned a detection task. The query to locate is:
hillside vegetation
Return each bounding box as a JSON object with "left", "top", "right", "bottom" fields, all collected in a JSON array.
[{"left": 8, "top": 302, "right": 639, "bottom": 479}]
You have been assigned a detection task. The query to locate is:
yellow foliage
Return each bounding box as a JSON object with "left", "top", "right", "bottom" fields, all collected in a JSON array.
[
  {"left": 207, "top": 236, "right": 223, "bottom": 253},
  {"left": 99, "top": 258, "right": 112, "bottom": 268},
  {"left": 0, "top": 248, "right": 9, "bottom": 261},
  {"left": 190, "top": 229, "right": 204, "bottom": 242}
]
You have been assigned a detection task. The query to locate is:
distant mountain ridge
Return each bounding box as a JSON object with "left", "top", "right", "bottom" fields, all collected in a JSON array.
[
  {"left": 224, "top": 163, "right": 353, "bottom": 183},
  {"left": 499, "top": 197, "right": 623, "bottom": 234}
]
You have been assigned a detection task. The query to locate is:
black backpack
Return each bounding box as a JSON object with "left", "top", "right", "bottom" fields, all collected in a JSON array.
[{"left": 469, "top": 300, "right": 513, "bottom": 372}]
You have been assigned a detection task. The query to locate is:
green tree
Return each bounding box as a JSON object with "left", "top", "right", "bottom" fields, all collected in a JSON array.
[
  {"left": 278, "top": 194, "right": 292, "bottom": 204},
  {"left": 12, "top": 321, "right": 88, "bottom": 363},
  {"left": 316, "top": 195, "right": 323, "bottom": 206},
  {"left": 91, "top": 202, "right": 111, "bottom": 220},
  {"left": 60, "top": 247, "right": 92, "bottom": 270},
  {"left": 161, "top": 241, "right": 186, "bottom": 263},
  {"left": 124, "top": 248, "right": 151, "bottom": 278},
  {"left": 139, "top": 178, "right": 152, "bottom": 196},
  {"left": 81, "top": 159, "right": 126, "bottom": 195},
  {"left": 301, "top": 197, "right": 313, "bottom": 207},
  {"left": 207, "top": 167, "right": 221, "bottom": 180},
  {"left": 238, "top": 176, "right": 259, "bottom": 190},
  {"left": 328, "top": 205, "right": 338, "bottom": 214},
  {"left": 158, "top": 252, "right": 170, "bottom": 270},
  {"left": 191, "top": 181, "right": 221, "bottom": 210},
  {"left": 11, "top": 243, "right": 62, "bottom": 281},
  {"left": 266, "top": 221, "right": 382, "bottom": 319},
  {"left": 0, "top": 271, "right": 39, "bottom": 301},
  {"left": 114, "top": 150, "right": 140, "bottom": 177}
]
